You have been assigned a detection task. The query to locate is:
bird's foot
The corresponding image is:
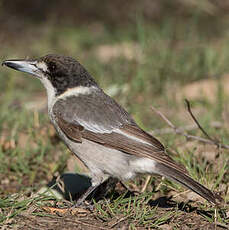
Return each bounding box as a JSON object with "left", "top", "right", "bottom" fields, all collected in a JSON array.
[{"left": 72, "top": 200, "right": 95, "bottom": 212}]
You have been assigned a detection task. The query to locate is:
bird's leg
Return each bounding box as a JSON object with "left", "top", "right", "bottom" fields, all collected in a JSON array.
[
  {"left": 75, "top": 175, "right": 110, "bottom": 208},
  {"left": 76, "top": 184, "right": 100, "bottom": 206}
]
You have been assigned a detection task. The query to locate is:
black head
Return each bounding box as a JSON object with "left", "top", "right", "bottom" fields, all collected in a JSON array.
[
  {"left": 2, "top": 54, "right": 98, "bottom": 95},
  {"left": 39, "top": 54, "right": 98, "bottom": 95}
]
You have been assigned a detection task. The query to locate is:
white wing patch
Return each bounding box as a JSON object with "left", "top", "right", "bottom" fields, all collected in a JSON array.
[
  {"left": 114, "top": 129, "right": 153, "bottom": 145},
  {"left": 76, "top": 119, "right": 114, "bottom": 133},
  {"left": 72, "top": 121, "right": 156, "bottom": 144}
]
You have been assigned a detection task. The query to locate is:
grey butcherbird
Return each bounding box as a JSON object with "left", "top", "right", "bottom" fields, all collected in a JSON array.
[{"left": 2, "top": 54, "right": 222, "bottom": 205}]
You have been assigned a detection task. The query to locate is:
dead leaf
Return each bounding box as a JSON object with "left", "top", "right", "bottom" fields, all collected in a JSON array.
[{"left": 42, "top": 206, "right": 88, "bottom": 216}]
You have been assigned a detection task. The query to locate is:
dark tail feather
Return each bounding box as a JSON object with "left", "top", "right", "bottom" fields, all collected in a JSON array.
[{"left": 156, "top": 163, "right": 222, "bottom": 205}]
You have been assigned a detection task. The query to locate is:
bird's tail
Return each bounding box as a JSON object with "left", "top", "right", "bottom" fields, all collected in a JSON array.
[{"left": 155, "top": 163, "right": 222, "bottom": 205}]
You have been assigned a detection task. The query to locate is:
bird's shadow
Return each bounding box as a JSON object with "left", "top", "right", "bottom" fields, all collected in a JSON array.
[
  {"left": 148, "top": 197, "right": 228, "bottom": 224},
  {"left": 47, "top": 172, "right": 118, "bottom": 202},
  {"left": 47, "top": 173, "right": 224, "bottom": 219}
]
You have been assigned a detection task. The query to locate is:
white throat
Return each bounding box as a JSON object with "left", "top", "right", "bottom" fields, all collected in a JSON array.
[{"left": 40, "top": 77, "right": 57, "bottom": 111}]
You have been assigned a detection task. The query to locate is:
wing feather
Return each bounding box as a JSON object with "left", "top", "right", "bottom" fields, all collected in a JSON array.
[{"left": 53, "top": 91, "right": 187, "bottom": 174}]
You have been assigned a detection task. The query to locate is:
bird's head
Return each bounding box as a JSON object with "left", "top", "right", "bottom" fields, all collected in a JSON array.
[{"left": 2, "top": 54, "right": 98, "bottom": 96}]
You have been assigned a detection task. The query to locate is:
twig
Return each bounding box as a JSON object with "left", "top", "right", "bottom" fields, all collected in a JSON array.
[
  {"left": 214, "top": 221, "right": 229, "bottom": 229},
  {"left": 109, "top": 215, "right": 130, "bottom": 228},
  {"left": 185, "top": 99, "right": 218, "bottom": 143},
  {"left": 151, "top": 106, "right": 229, "bottom": 149},
  {"left": 141, "top": 175, "right": 151, "bottom": 193}
]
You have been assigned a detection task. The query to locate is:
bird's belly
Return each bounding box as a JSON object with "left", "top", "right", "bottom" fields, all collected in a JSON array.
[{"left": 68, "top": 138, "right": 136, "bottom": 181}]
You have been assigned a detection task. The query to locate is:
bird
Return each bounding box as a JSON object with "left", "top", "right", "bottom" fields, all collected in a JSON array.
[{"left": 2, "top": 54, "right": 222, "bottom": 206}]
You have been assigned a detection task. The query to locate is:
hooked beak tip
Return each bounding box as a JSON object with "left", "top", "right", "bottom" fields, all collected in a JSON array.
[
  {"left": 2, "top": 60, "right": 24, "bottom": 71},
  {"left": 1, "top": 59, "right": 40, "bottom": 77},
  {"left": 2, "top": 60, "right": 9, "bottom": 67}
]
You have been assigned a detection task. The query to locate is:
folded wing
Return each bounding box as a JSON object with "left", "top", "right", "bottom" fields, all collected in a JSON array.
[{"left": 52, "top": 90, "right": 187, "bottom": 174}]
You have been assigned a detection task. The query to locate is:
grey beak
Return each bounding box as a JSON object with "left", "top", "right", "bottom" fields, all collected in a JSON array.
[{"left": 2, "top": 59, "right": 40, "bottom": 77}]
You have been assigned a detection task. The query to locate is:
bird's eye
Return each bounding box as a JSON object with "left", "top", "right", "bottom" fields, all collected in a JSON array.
[{"left": 49, "top": 62, "right": 56, "bottom": 71}]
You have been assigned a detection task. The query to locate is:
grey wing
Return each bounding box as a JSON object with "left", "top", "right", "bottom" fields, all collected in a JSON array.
[
  {"left": 52, "top": 90, "right": 188, "bottom": 174},
  {"left": 53, "top": 89, "right": 134, "bottom": 133}
]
